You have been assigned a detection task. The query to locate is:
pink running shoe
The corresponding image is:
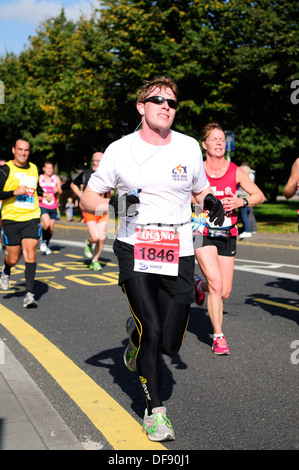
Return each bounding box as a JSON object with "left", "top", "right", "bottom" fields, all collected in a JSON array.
[
  {"left": 212, "top": 336, "right": 230, "bottom": 355},
  {"left": 194, "top": 275, "right": 206, "bottom": 306}
]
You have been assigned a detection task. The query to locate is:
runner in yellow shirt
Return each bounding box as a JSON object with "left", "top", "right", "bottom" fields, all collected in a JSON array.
[{"left": 0, "top": 138, "right": 43, "bottom": 307}]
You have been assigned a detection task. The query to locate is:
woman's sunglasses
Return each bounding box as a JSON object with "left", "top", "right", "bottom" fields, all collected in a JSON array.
[{"left": 143, "top": 95, "right": 178, "bottom": 110}]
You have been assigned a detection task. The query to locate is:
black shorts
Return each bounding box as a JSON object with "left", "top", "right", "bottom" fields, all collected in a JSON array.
[
  {"left": 40, "top": 207, "right": 57, "bottom": 220},
  {"left": 113, "top": 239, "right": 195, "bottom": 304},
  {"left": 2, "top": 219, "right": 41, "bottom": 246},
  {"left": 198, "top": 235, "right": 237, "bottom": 257}
]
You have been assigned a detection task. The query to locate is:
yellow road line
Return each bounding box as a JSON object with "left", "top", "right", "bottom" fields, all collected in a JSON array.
[
  {"left": 253, "top": 298, "right": 299, "bottom": 311},
  {"left": 55, "top": 223, "right": 86, "bottom": 231},
  {"left": 0, "top": 305, "right": 166, "bottom": 450},
  {"left": 55, "top": 223, "right": 117, "bottom": 234}
]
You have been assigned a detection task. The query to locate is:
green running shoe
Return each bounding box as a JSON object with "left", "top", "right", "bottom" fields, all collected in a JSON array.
[
  {"left": 89, "top": 260, "right": 102, "bottom": 271},
  {"left": 124, "top": 317, "right": 138, "bottom": 372},
  {"left": 84, "top": 239, "right": 93, "bottom": 259},
  {"left": 143, "top": 407, "right": 175, "bottom": 442}
]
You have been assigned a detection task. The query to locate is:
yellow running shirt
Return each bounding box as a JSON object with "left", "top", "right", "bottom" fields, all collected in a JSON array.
[{"left": 2, "top": 160, "right": 41, "bottom": 221}]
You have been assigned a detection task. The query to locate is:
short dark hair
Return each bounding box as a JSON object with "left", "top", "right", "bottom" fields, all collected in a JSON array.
[{"left": 13, "top": 137, "right": 30, "bottom": 148}]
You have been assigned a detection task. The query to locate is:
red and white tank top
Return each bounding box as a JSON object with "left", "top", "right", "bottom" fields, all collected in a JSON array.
[{"left": 39, "top": 174, "right": 59, "bottom": 209}]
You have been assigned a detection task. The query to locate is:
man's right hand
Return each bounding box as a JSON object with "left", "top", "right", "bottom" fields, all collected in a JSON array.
[
  {"left": 109, "top": 191, "right": 141, "bottom": 217},
  {"left": 14, "top": 185, "right": 27, "bottom": 196}
]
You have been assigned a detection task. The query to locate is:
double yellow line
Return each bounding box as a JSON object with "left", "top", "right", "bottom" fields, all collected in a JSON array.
[{"left": 0, "top": 304, "right": 166, "bottom": 450}]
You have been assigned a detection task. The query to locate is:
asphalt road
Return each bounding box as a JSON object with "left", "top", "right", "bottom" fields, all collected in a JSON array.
[{"left": 0, "top": 222, "right": 298, "bottom": 451}]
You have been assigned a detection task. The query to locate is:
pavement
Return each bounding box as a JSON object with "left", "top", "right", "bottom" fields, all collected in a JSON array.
[
  {"left": 0, "top": 343, "right": 84, "bottom": 450},
  {"left": 0, "top": 219, "right": 298, "bottom": 450},
  {"left": 237, "top": 230, "right": 299, "bottom": 247}
]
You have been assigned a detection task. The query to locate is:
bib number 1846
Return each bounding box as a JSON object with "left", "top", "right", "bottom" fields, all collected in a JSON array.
[
  {"left": 134, "top": 228, "right": 180, "bottom": 276},
  {"left": 138, "top": 247, "right": 175, "bottom": 262}
]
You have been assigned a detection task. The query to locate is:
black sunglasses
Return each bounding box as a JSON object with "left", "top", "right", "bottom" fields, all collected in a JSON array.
[{"left": 143, "top": 95, "right": 178, "bottom": 110}]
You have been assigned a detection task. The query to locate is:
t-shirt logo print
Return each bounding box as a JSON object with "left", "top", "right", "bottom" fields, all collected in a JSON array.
[{"left": 172, "top": 164, "right": 188, "bottom": 181}]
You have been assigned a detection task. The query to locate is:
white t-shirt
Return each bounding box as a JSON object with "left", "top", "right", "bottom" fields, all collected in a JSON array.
[{"left": 88, "top": 130, "right": 209, "bottom": 256}]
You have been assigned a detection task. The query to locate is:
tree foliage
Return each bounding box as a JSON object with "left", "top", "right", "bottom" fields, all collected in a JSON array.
[{"left": 0, "top": 1, "right": 298, "bottom": 199}]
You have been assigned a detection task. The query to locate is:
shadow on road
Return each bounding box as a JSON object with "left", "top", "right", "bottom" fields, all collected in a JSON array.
[{"left": 85, "top": 339, "right": 186, "bottom": 418}]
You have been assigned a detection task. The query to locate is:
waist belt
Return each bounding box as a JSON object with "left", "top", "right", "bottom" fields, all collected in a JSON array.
[
  {"left": 207, "top": 223, "right": 236, "bottom": 238},
  {"left": 137, "top": 219, "right": 191, "bottom": 233}
]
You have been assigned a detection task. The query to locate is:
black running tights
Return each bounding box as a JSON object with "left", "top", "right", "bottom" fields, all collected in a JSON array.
[{"left": 123, "top": 275, "right": 190, "bottom": 414}]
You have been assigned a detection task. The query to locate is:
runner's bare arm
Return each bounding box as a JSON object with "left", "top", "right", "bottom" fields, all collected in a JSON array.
[{"left": 80, "top": 185, "right": 109, "bottom": 216}]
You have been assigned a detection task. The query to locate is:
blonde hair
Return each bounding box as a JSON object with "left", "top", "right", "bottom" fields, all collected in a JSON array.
[
  {"left": 136, "top": 75, "right": 178, "bottom": 104},
  {"left": 201, "top": 122, "right": 224, "bottom": 141}
]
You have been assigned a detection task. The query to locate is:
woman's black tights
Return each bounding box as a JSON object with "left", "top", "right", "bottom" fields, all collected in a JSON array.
[{"left": 123, "top": 275, "right": 190, "bottom": 414}]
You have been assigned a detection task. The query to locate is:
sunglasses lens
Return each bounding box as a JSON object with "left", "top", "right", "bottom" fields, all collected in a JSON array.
[
  {"left": 144, "top": 96, "right": 177, "bottom": 109},
  {"left": 148, "top": 96, "right": 165, "bottom": 105},
  {"left": 167, "top": 99, "right": 177, "bottom": 109}
]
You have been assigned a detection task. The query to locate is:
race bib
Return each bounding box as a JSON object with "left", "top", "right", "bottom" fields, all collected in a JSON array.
[
  {"left": 14, "top": 174, "right": 37, "bottom": 210},
  {"left": 134, "top": 227, "right": 180, "bottom": 276}
]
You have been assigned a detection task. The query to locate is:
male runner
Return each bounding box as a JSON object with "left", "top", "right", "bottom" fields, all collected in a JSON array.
[
  {"left": 0, "top": 138, "right": 43, "bottom": 307},
  {"left": 80, "top": 76, "right": 224, "bottom": 441},
  {"left": 71, "top": 152, "right": 110, "bottom": 271}
]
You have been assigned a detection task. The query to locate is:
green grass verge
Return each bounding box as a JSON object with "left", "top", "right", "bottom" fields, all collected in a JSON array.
[{"left": 242, "top": 200, "right": 299, "bottom": 233}]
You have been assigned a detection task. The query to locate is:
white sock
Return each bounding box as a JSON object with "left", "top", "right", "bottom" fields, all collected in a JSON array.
[{"left": 213, "top": 333, "right": 224, "bottom": 340}]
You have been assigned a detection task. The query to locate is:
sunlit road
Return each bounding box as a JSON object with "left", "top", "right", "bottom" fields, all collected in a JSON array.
[{"left": 0, "top": 223, "right": 298, "bottom": 450}]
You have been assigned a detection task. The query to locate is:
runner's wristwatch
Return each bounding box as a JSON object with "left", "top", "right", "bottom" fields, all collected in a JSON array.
[{"left": 242, "top": 198, "right": 249, "bottom": 207}]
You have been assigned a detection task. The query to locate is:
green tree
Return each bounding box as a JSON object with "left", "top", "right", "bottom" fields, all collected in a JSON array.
[
  {"left": 18, "top": 10, "right": 109, "bottom": 170},
  {"left": 218, "top": 0, "right": 299, "bottom": 200},
  {"left": 0, "top": 52, "right": 31, "bottom": 158},
  {"left": 0, "top": 10, "right": 112, "bottom": 170}
]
